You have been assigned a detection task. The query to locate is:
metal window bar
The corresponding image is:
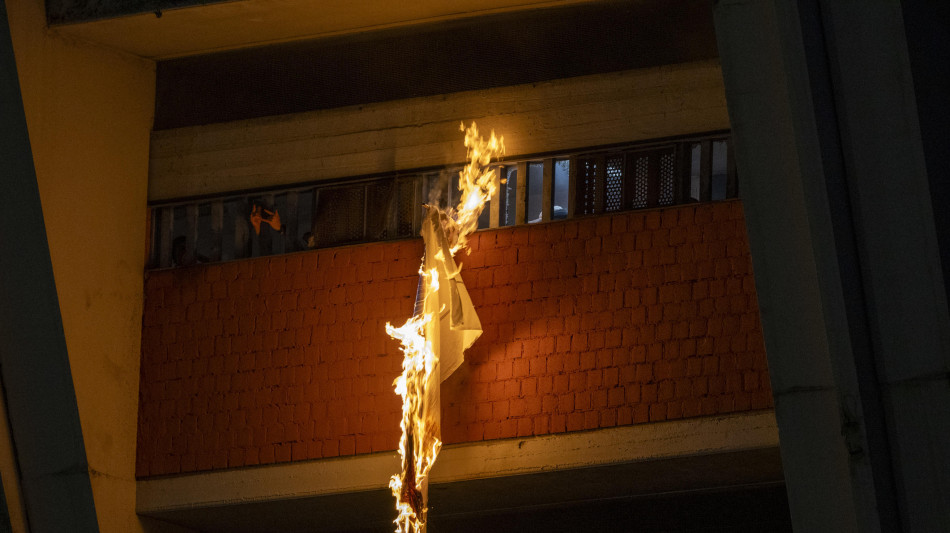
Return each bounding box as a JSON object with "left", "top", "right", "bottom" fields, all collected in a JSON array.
[
  {"left": 514, "top": 161, "right": 527, "bottom": 225},
  {"left": 567, "top": 158, "right": 578, "bottom": 218},
  {"left": 699, "top": 140, "right": 713, "bottom": 203},
  {"left": 710, "top": 140, "right": 729, "bottom": 201},
  {"left": 272, "top": 193, "right": 286, "bottom": 255},
  {"left": 526, "top": 161, "right": 544, "bottom": 224},
  {"left": 501, "top": 166, "right": 518, "bottom": 226},
  {"left": 552, "top": 159, "right": 569, "bottom": 220},
  {"left": 210, "top": 200, "right": 224, "bottom": 261},
  {"left": 726, "top": 139, "right": 739, "bottom": 198},
  {"left": 541, "top": 159, "right": 553, "bottom": 223},
  {"left": 488, "top": 165, "right": 502, "bottom": 228},
  {"left": 159, "top": 207, "right": 172, "bottom": 268}
]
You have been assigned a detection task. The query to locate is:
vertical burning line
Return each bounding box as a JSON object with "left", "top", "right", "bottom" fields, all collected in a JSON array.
[{"left": 385, "top": 123, "right": 504, "bottom": 532}]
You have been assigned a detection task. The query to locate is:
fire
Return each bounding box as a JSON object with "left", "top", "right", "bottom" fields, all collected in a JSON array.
[
  {"left": 385, "top": 122, "right": 504, "bottom": 532},
  {"left": 449, "top": 122, "right": 505, "bottom": 254},
  {"left": 386, "top": 306, "right": 438, "bottom": 533}
]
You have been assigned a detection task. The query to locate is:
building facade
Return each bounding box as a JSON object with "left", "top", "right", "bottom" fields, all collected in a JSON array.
[{"left": 1, "top": 1, "right": 947, "bottom": 532}]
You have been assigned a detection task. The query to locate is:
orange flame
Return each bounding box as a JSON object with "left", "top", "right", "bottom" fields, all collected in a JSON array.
[
  {"left": 386, "top": 311, "right": 438, "bottom": 532},
  {"left": 386, "top": 123, "right": 504, "bottom": 532},
  {"left": 449, "top": 122, "right": 505, "bottom": 254}
]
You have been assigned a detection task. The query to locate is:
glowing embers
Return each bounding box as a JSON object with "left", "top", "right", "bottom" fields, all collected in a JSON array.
[{"left": 384, "top": 122, "right": 504, "bottom": 532}]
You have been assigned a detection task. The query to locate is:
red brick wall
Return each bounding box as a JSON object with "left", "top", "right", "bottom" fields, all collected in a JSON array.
[{"left": 136, "top": 200, "right": 772, "bottom": 477}]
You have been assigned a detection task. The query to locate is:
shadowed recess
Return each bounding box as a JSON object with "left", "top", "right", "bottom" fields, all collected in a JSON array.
[{"left": 154, "top": 0, "right": 717, "bottom": 129}]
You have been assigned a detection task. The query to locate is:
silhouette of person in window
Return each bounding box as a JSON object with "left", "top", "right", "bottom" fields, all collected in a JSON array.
[
  {"left": 172, "top": 236, "right": 209, "bottom": 267},
  {"left": 172, "top": 236, "right": 195, "bottom": 267}
]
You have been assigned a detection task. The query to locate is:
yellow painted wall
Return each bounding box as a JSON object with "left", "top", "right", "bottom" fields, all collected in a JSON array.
[{"left": 4, "top": 0, "right": 157, "bottom": 531}]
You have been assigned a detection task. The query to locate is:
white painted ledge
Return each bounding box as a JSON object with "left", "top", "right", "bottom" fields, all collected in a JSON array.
[{"left": 137, "top": 410, "right": 778, "bottom": 514}]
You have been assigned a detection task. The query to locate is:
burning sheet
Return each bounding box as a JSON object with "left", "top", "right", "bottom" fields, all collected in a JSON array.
[{"left": 386, "top": 123, "right": 504, "bottom": 533}]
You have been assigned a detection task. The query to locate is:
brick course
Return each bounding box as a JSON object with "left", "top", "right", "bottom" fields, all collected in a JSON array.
[{"left": 136, "top": 200, "right": 772, "bottom": 477}]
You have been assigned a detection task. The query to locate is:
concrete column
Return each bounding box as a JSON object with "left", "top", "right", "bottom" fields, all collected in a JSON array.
[
  {"left": 713, "top": 0, "right": 950, "bottom": 531},
  {"left": 0, "top": 3, "right": 99, "bottom": 532}
]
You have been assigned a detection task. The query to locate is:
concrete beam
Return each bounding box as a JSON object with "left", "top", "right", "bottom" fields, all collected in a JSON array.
[
  {"left": 714, "top": 0, "right": 950, "bottom": 531},
  {"left": 148, "top": 61, "right": 729, "bottom": 201},
  {"left": 48, "top": 0, "right": 595, "bottom": 59},
  {"left": 150, "top": 0, "right": 718, "bottom": 129},
  {"left": 816, "top": 4, "right": 950, "bottom": 527},
  {"left": 713, "top": 3, "right": 879, "bottom": 530},
  {"left": 0, "top": 3, "right": 99, "bottom": 531},
  {"left": 138, "top": 412, "right": 779, "bottom": 531}
]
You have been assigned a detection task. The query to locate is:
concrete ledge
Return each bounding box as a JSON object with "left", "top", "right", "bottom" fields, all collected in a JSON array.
[
  {"left": 138, "top": 410, "right": 779, "bottom": 515},
  {"left": 49, "top": 0, "right": 591, "bottom": 59},
  {"left": 433, "top": 409, "right": 779, "bottom": 484},
  {"left": 147, "top": 60, "right": 728, "bottom": 201}
]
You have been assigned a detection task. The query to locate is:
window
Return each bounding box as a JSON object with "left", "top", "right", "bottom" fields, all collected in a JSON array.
[
  {"left": 552, "top": 159, "right": 570, "bottom": 220},
  {"left": 526, "top": 162, "right": 544, "bottom": 224},
  {"left": 147, "top": 132, "right": 735, "bottom": 269}
]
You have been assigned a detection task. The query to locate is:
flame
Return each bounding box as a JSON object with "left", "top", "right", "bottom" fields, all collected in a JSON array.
[
  {"left": 450, "top": 122, "right": 505, "bottom": 254},
  {"left": 387, "top": 123, "right": 503, "bottom": 532},
  {"left": 386, "top": 271, "right": 440, "bottom": 533}
]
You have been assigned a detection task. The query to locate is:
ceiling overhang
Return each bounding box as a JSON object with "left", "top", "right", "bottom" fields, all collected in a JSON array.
[{"left": 48, "top": 0, "right": 598, "bottom": 59}]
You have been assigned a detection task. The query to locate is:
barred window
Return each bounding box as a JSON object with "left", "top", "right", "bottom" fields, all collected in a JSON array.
[{"left": 147, "top": 132, "right": 735, "bottom": 269}]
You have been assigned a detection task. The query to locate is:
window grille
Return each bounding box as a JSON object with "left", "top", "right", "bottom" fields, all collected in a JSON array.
[
  {"left": 578, "top": 158, "right": 599, "bottom": 216},
  {"left": 526, "top": 162, "right": 544, "bottom": 223},
  {"left": 395, "top": 178, "right": 417, "bottom": 237},
  {"left": 605, "top": 156, "right": 624, "bottom": 212},
  {"left": 632, "top": 155, "right": 649, "bottom": 209},
  {"left": 315, "top": 186, "right": 364, "bottom": 248},
  {"left": 147, "top": 132, "right": 734, "bottom": 269},
  {"left": 659, "top": 151, "right": 675, "bottom": 206}
]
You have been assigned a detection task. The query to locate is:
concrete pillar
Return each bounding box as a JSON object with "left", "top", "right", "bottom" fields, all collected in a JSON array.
[
  {"left": 0, "top": 3, "right": 99, "bottom": 532},
  {"left": 713, "top": 1, "right": 950, "bottom": 531}
]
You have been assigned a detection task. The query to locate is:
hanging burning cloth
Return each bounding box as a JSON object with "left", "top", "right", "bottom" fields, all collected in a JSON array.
[
  {"left": 417, "top": 207, "right": 482, "bottom": 382},
  {"left": 418, "top": 206, "right": 481, "bottom": 464},
  {"left": 389, "top": 123, "right": 502, "bottom": 532},
  {"left": 394, "top": 207, "right": 482, "bottom": 524}
]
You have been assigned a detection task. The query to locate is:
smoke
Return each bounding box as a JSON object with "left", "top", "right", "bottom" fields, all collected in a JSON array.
[{"left": 425, "top": 168, "right": 459, "bottom": 211}]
